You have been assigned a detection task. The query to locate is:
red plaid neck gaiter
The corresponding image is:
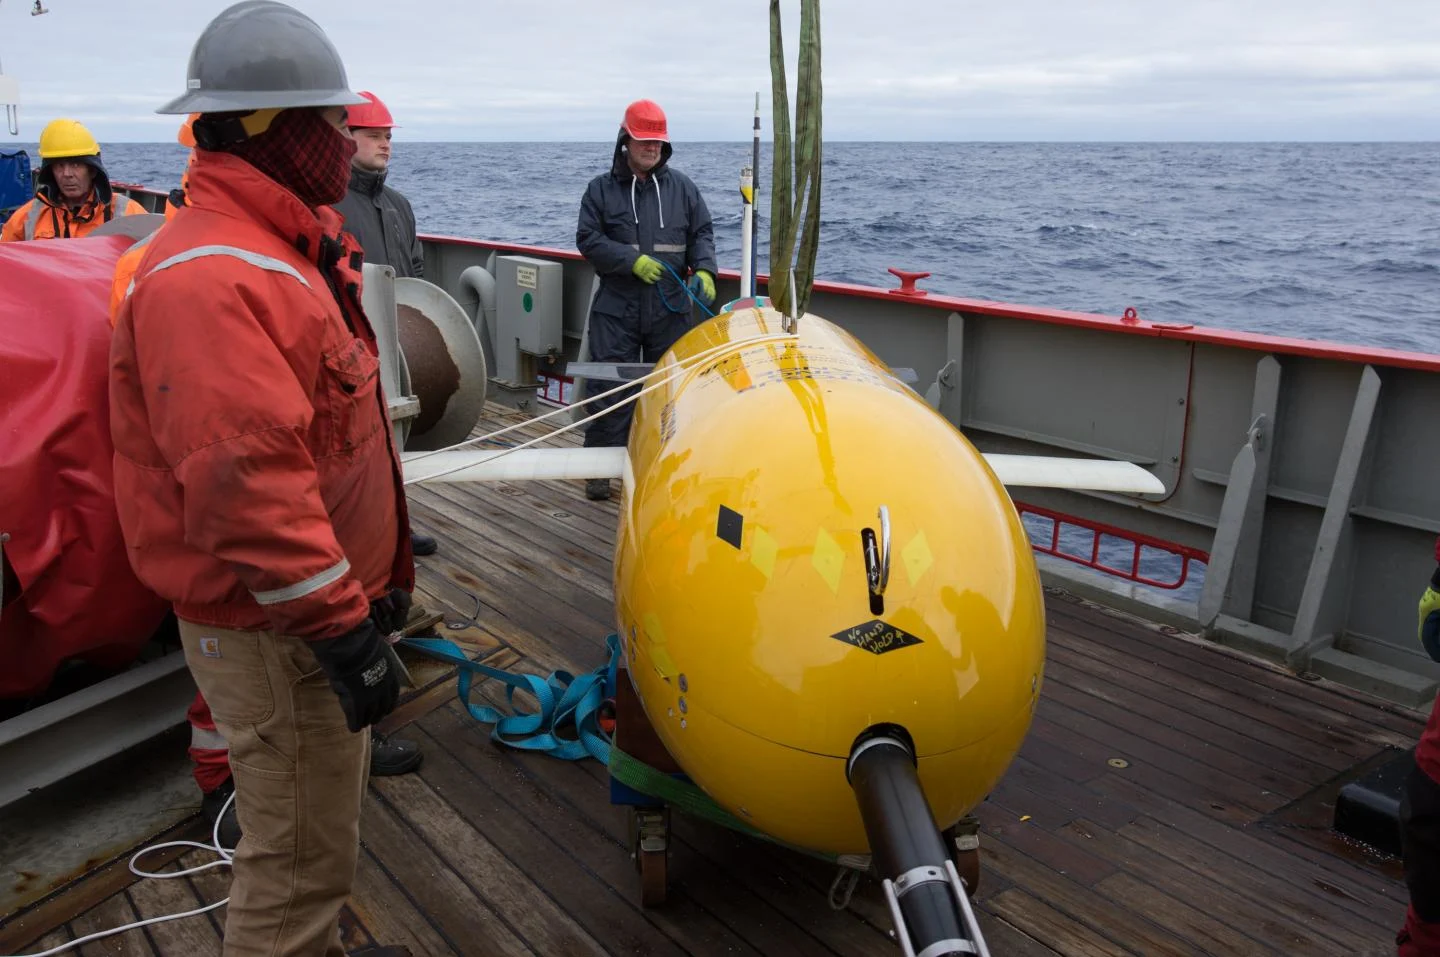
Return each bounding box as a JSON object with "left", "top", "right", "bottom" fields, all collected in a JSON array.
[{"left": 227, "top": 107, "right": 357, "bottom": 209}]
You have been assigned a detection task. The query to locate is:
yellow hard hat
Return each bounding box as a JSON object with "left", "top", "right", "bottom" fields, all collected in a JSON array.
[{"left": 38, "top": 118, "right": 101, "bottom": 160}]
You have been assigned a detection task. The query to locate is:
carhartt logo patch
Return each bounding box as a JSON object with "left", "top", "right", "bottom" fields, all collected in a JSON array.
[{"left": 199, "top": 637, "right": 221, "bottom": 658}]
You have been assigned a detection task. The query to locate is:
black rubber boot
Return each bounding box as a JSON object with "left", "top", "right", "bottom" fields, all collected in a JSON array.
[
  {"left": 201, "top": 777, "right": 242, "bottom": 849},
  {"left": 586, "top": 478, "right": 611, "bottom": 501},
  {"left": 370, "top": 731, "right": 423, "bottom": 776},
  {"left": 409, "top": 531, "right": 438, "bottom": 556}
]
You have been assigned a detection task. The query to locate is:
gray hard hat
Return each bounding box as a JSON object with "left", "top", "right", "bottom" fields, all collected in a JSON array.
[{"left": 157, "top": 0, "right": 368, "bottom": 115}]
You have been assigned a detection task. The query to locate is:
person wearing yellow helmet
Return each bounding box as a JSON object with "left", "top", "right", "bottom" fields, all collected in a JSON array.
[{"left": 0, "top": 118, "right": 145, "bottom": 242}]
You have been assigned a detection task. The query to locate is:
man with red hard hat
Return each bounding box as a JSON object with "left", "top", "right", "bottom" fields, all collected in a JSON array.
[
  {"left": 575, "top": 98, "right": 716, "bottom": 501},
  {"left": 334, "top": 91, "right": 425, "bottom": 282}
]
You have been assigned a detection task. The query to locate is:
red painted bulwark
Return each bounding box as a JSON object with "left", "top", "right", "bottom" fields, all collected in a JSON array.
[{"left": 396, "top": 233, "right": 1440, "bottom": 374}]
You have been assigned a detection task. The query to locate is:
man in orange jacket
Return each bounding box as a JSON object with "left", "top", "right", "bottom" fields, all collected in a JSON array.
[
  {"left": 1400, "top": 541, "right": 1440, "bottom": 956},
  {"left": 110, "top": 3, "right": 413, "bottom": 954},
  {"left": 2, "top": 118, "right": 144, "bottom": 241},
  {"left": 107, "top": 115, "right": 196, "bottom": 326}
]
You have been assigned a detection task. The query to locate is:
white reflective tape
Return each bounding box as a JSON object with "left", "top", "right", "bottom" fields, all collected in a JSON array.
[
  {"left": 250, "top": 558, "right": 350, "bottom": 606},
  {"left": 148, "top": 244, "right": 311, "bottom": 288},
  {"left": 190, "top": 726, "right": 229, "bottom": 750},
  {"left": 652, "top": 243, "right": 687, "bottom": 253},
  {"left": 120, "top": 233, "right": 156, "bottom": 301}
]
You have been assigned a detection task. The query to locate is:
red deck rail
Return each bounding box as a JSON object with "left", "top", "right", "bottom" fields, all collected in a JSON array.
[{"left": 1014, "top": 501, "right": 1209, "bottom": 590}]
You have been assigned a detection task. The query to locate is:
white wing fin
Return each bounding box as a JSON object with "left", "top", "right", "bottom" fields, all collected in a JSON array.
[
  {"left": 982, "top": 454, "right": 1165, "bottom": 495},
  {"left": 404, "top": 448, "right": 1164, "bottom": 495},
  {"left": 402, "top": 448, "right": 627, "bottom": 484}
]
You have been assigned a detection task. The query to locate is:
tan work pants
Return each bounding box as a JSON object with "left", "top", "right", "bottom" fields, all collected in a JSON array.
[{"left": 179, "top": 621, "right": 371, "bottom": 957}]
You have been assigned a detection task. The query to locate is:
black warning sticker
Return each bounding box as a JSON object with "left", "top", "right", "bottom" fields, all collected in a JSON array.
[
  {"left": 717, "top": 505, "right": 743, "bottom": 549},
  {"left": 831, "top": 619, "right": 924, "bottom": 655}
]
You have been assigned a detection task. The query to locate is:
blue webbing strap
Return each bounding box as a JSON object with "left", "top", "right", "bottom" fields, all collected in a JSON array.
[{"left": 400, "top": 632, "right": 620, "bottom": 763}]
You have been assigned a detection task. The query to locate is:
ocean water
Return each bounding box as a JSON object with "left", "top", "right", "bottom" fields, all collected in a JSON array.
[{"left": 55, "top": 139, "right": 1440, "bottom": 355}]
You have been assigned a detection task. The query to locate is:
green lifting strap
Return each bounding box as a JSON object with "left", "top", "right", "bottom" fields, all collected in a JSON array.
[
  {"left": 606, "top": 744, "right": 841, "bottom": 865},
  {"left": 402, "top": 630, "right": 843, "bottom": 865}
]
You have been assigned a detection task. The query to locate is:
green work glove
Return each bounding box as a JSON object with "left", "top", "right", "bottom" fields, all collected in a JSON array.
[
  {"left": 632, "top": 254, "right": 663, "bottom": 284},
  {"left": 1420, "top": 582, "right": 1440, "bottom": 662},
  {"left": 687, "top": 269, "right": 716, "bottom": 306}
]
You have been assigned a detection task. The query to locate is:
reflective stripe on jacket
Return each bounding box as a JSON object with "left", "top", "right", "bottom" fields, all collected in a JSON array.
[{"left": 109, "top": 149, "right": 413, "bottom": 640}]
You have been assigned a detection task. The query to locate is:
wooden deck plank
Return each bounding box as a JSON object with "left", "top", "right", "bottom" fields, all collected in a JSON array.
[
  {"left": 419, "top": 468, "right": 619, "bottom": 564},
  {"left": 409, "top": 492, "right": 614, "bottom": 622},
  {"left": 122, "top": 863, "right": 222, "bottom": 956},
  {"left": 416, "top": 481, "right": 614, "bottom": 597},
  {"left": 1060, "top": 817, "right": 1367, "bottom": 954},
  {"left": 986, "top": 887, "right": 1144, "bottom": 957},
  {"left": 70, "top": 893, "right": 153, "bottom": 957},
  {"left": 1089, "top": 871, "right": 1268, "bottom": 957},
  {"left": 347, "top": 848, "right": 458, "bottom": 957},
  {"left": 1087, "top": 762, "right": 1410, "bottom": 910},
  {"left": 23, "top": 928, "right": 76, "bottom": 957},
  {"left": 357, "top": 791, "right": 535, "bottom": 956},
  {"left": 414, "top": 707, "right": 768, "bottom": 957},
  {"left": 369, "top": 774, "right": 610, "bottom": 956},
  {"left": 981, "top": 836, "right": 1206, "bottom": 957},
  {"left": 1047, "top": 600, "right": 1424, "bottom": 741},
  {"left": 179, "top": 852, "right": 229, "bottom": 941},
  {"left": 1044, "top": 639, "right": 1358, "bottom": 777}
]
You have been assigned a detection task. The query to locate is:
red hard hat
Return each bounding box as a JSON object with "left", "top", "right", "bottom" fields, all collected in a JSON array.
[
  {"left": 622, "top": 99, "right": 668, "bottom": 142},
  {"left": 347, "top": 91, "right": 396, "bottom": 129}
]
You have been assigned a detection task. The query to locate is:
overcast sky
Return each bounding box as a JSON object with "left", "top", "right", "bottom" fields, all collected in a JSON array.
[{"left": 3, "top": 0, "right": 1439, "bottom": 142}]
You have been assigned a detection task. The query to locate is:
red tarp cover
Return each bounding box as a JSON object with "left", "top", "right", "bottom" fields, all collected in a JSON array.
[{"left": 0, "top": 234, "right": 170, "bottom": 699}]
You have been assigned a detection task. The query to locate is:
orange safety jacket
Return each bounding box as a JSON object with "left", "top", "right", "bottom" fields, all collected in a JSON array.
[
  {"left": 1, "top": 189, "right": 144, "bottom": 242},
  {"left": 108, "top": 193, "right": 183, "bottom": 327},
  {"left": 109, "top": 149, "right": 413, "bottom": 640},
  {"left": 109, "top": 162, "right": 192, "bottom": 326}
]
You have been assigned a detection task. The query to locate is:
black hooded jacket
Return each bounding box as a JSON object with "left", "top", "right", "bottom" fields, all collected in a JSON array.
[
  {"left": 576, "top": 129, "right": 716, "bottom": 322},
  {"left": 334, "top": 165, "right": 425, "bottom": 279}
]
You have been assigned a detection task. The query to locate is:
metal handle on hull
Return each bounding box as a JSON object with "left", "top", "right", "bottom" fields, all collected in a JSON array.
[
  {"left": 862, "top": 507, "right": 892, "bottom": 615},
  {"left": 877, "top": 506, "right": 891, "bottom": 595}
]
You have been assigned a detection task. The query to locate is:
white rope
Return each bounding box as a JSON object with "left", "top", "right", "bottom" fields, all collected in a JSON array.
[
  {"left": 401, "top": 331, "right": 798, "bottom": 487},
  {"left": 2, "top": 792, "right": 238, "bottom": 957}
]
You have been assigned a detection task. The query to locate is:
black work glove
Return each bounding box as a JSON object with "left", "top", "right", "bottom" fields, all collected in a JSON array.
[
  {"left": 370, "top": 587, "right": 413, "bottom": 636},
  {"left": 309, "top": 618, "right": 401, "bottom": 733}
]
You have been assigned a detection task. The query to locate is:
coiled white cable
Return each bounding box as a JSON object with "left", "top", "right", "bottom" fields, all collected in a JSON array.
[{"left": 2, "top": 791, "right": 237, "bottom": 957}]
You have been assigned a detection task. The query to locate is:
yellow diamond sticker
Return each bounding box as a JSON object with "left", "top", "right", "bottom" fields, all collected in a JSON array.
[
  {"left": 642, "top": 611, "right": 666, "bottom": 645},
  {"left": 751, "top": 526, "right": 778, "bottom": 580},
  {"left": 812, "top": 527, "right": 845, "bottom": 594},
  {"left": 903, "top": 531, "right": 934, "bottom": 586},
  {"left": 650, "top": 645, "right": 678, "bottom": 678}
]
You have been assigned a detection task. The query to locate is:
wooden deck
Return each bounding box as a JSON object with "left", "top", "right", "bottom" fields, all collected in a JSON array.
[{"left": 0, "top": 403, "right": 1429, "bottom": 957}]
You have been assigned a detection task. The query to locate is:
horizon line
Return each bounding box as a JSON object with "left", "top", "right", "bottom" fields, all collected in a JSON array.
[{"left": 7, "top": 138, "right": 1438, "bottom": 146}]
